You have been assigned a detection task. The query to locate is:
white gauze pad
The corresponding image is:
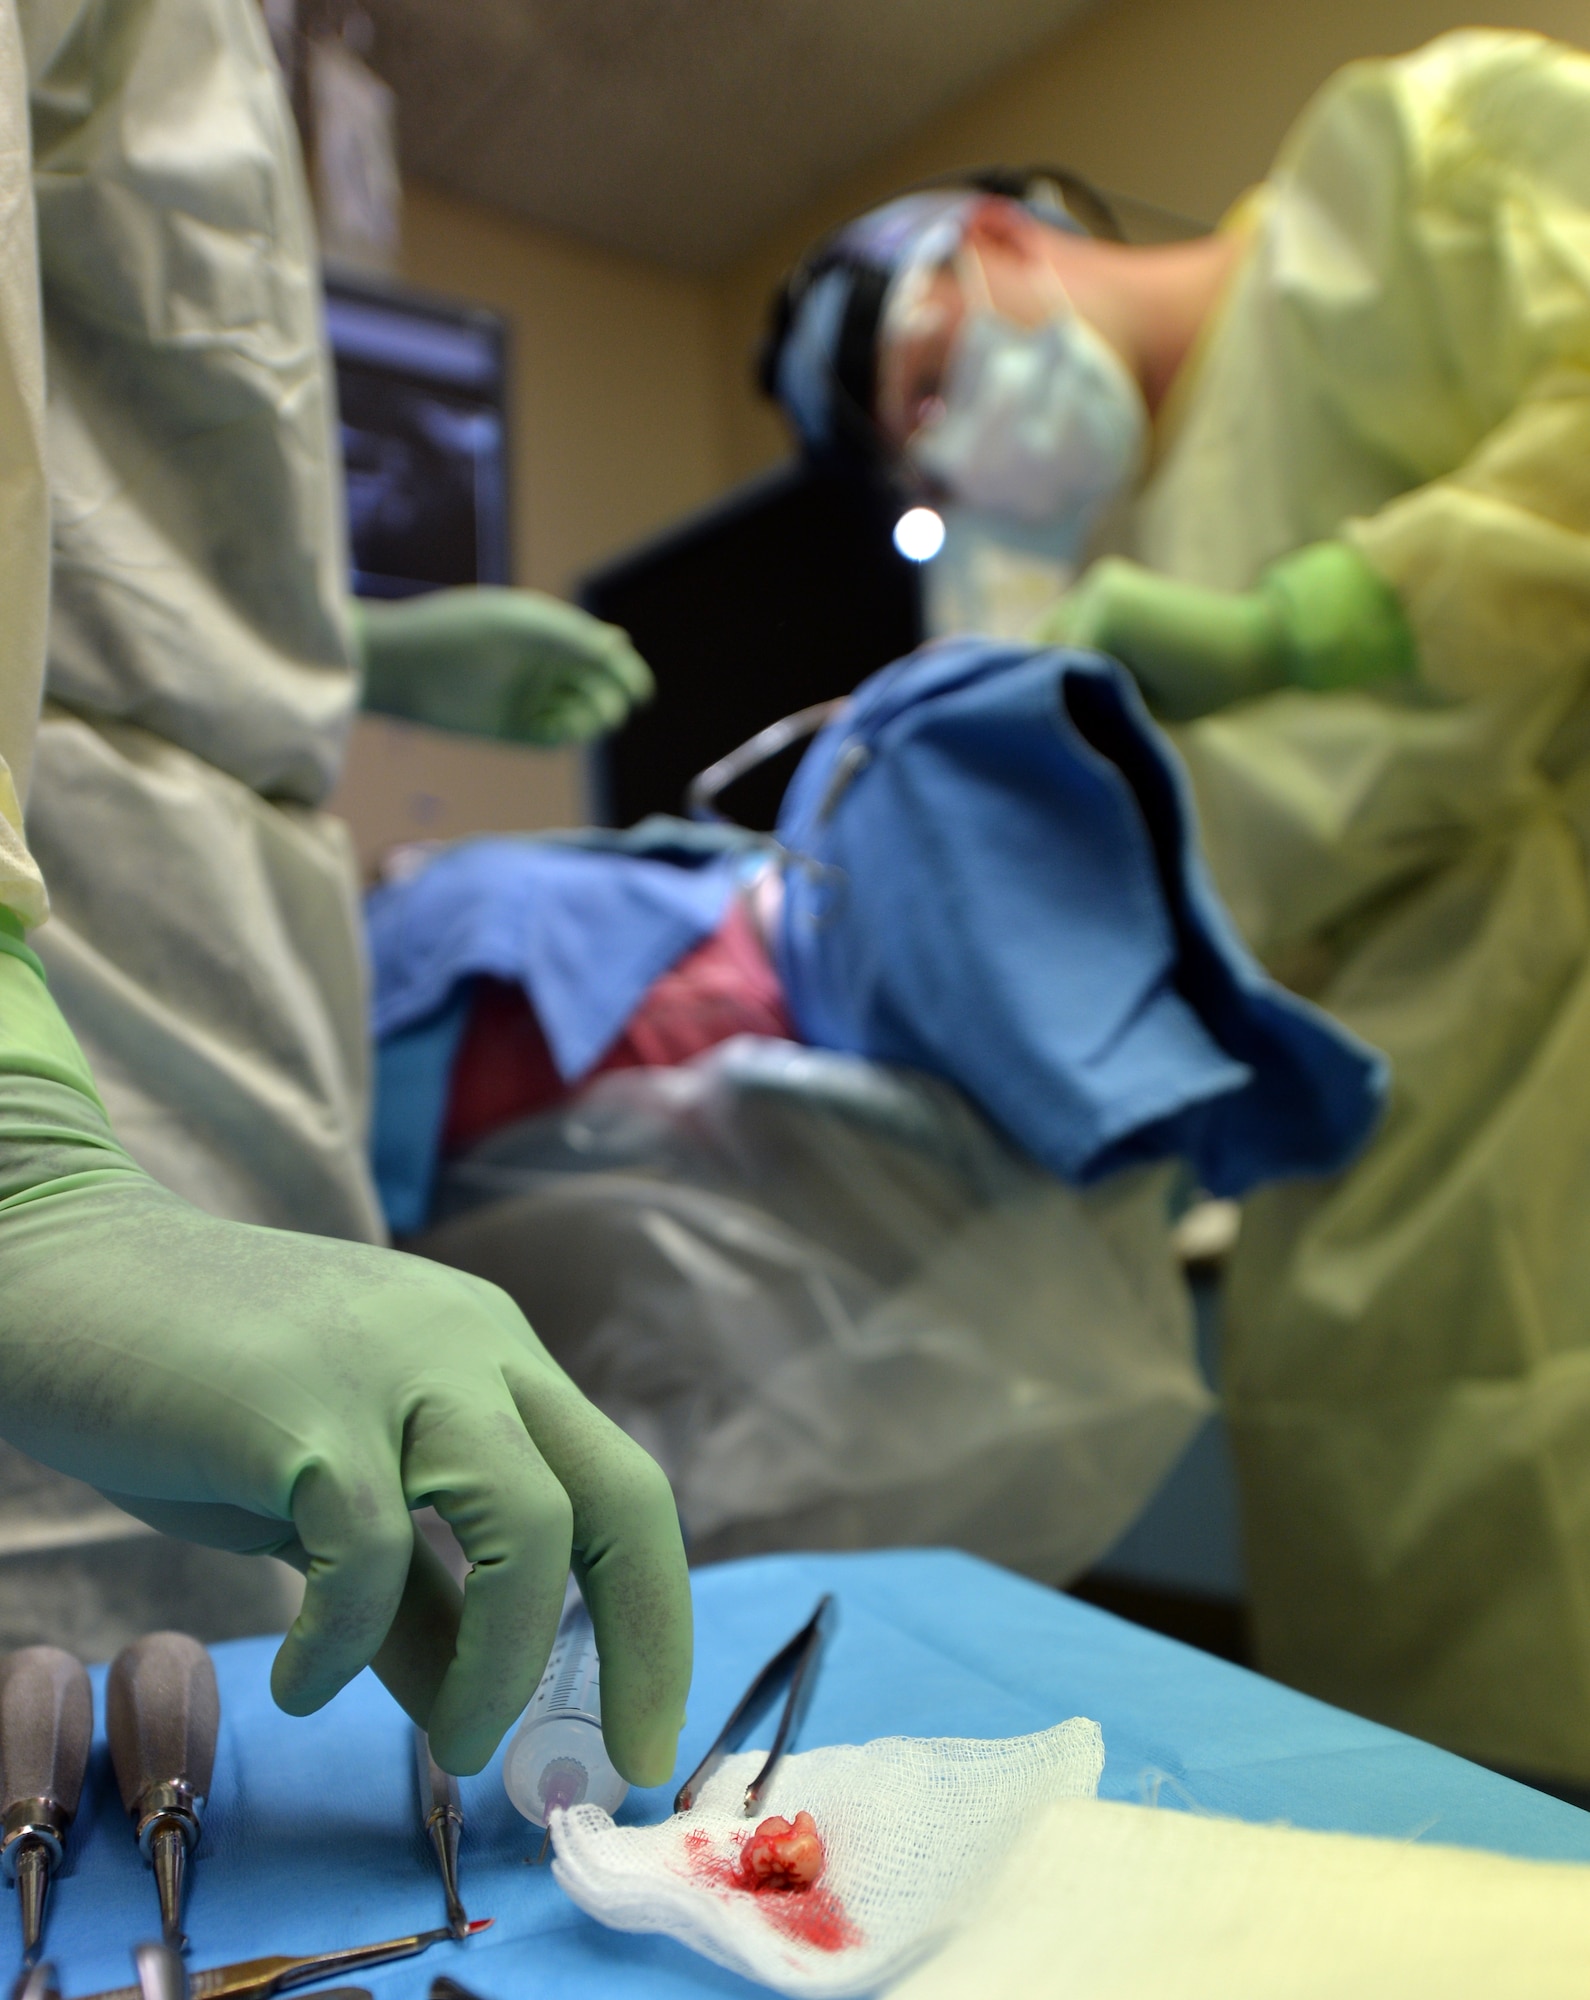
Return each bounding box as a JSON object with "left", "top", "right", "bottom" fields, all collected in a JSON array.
[{"left": 550, "top": 1720, "right": 1104, "bottom": 1997}]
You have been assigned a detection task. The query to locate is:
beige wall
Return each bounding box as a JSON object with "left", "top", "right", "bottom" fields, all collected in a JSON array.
[
  {"left": 328, "top": 713, "right": 587, "bottom": 877},
  {"left": 711, "top": 0, "right": 1590, "bottom": 482},
  {"left": 401, "top": 179, "right": 730, "bottom": 597},
  {"left": 331, "top": 179, "right": 735, "bottom": 862}
]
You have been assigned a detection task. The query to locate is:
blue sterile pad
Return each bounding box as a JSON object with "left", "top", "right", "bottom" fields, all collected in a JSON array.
[
  {"left": 367, "top": 840, "right": 747, "bottom": 1074},
  {"left": 776, "top": 640, "right": 1387, "bottom": 1196},
  {"left": 41, "top": 1550, "right": 1590, "bottom": 2000},
  {"left": 365, "top": 827, "right": 754, "bottom": 1228}
]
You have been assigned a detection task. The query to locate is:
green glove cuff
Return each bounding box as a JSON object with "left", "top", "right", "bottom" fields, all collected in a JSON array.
[
  {"left": 1040, "top": 558, "right": 1289, "bottom": 719},
  {"left": 0, "top": 947, "right": 137, "bottom": 1204},
  {"left": 0, "top": 943, "right": 98, "bottom": 1096},
  {"left": 1259, "top": 540, "right": 1417, "bottom": 694},
  {"left": 0, "top": 908, "right": 45, "bottom": 982}
]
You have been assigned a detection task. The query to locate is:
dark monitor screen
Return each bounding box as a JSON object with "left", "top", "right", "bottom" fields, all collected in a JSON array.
[
  {"left": 581, "top": 460, "right": 923, "bottom": 830},
  {"left": 325, "top": 275, "right": 511, "bottom": 599}
]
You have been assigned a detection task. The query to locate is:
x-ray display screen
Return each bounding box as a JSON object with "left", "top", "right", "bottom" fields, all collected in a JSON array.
[{"left": 325, "top": 277, "right": 511, "bottom": 598}]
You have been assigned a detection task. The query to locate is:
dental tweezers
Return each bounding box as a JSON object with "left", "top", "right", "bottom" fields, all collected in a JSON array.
[{"left": 673, "top": 1595, "right": 835, "bottom": 1818}]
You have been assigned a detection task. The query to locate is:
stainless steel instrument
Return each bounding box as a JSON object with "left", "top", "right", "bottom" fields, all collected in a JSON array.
[
  {"left": 413, "top": 1729, "right": 466, "bottom": 1939},
  {"left": 106, "top": 1635, "right": 221, "bottom": 1952},
  {"left": 76, "top": 1920, "right": 492, "bottom": 2000},
  {"left": 0, "top": 1648, "right": 92, "bottom": 1967},
  {"left": 674, "top": 1595, "right": 835, "bottom": 1817}
]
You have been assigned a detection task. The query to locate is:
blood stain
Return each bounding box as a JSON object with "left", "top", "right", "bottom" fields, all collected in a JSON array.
[{"left": 679, "top": 1818, "right": 861, "bottom": 1953}]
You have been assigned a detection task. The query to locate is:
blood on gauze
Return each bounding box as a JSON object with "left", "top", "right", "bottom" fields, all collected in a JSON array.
[{"left": 679, "top": 1822, "right": 862, "bottom": 1954}]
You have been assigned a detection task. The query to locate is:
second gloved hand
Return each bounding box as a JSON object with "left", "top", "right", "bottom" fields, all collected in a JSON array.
[
  {"left": 0, "top": 934, "right": 690, "bottom": 1779},
  {"left": 356, "top": 588, "right": 654, "bottom": 746},
  {"left": 1031, "top": 541, "right": 1415, "bottom": 720}
]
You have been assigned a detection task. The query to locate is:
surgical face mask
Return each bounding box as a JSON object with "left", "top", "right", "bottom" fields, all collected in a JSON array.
[{"left": 904, "top": 256, "right": 1147, "bottom": 531}]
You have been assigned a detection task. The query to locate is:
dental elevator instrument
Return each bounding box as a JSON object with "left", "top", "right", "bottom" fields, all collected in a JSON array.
[
  {"left": 107, "top": 1635, "right": 220, "bottom": 1952},
  {"left": 0, "top": 1649, "right": 92, "bottom": 1968}
]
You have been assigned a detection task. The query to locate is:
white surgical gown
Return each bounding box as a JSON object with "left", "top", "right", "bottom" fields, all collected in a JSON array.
[
  {"left": 12, "top": 0, "right": 382, "bottom": 1240},
  {"left": 1134, "top": 30, "right": 1590, "bottom": 1777}
]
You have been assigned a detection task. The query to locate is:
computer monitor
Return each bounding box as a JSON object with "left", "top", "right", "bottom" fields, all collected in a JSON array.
[
  {"left": 324, "top": 272, "right": 511, "bottom": 600},
  {"left": 581, "top": 459, "right": 923, "bottom": 830}
]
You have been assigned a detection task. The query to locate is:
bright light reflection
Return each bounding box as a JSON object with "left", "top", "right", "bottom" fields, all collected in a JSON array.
[{"left": 893, "top": 506, "right": 946, "bottom": 563}]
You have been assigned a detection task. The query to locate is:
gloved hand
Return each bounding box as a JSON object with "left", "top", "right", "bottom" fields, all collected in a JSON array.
[
  {"left": 0, "top": 930, "right": 690, "bottom": 1779},
  {"left": 355, "top": 588, "right": 654, "bottom": 746},
  {"left": 1031, "top": 541, "right": 1415, "bottom": 720}
]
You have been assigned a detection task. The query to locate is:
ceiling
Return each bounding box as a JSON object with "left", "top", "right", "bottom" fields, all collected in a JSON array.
[{"left": 359, "top": 0, "right": 1102, "bottom": 273}]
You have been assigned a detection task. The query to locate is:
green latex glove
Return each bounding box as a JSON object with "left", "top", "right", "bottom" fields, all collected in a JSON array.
[
  {"left": 0, "top": 930, "right": 690, "bottom": 1778},
  {"left": 355, "top": 588, "right": 654, "bottom": 746},
  {"left": 1032, "top": 541, "right": 1415, "bottom": 720}
]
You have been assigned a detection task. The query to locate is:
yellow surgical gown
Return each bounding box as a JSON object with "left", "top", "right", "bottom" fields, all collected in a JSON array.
[{"left": 1133, "top": 29, "right": 1590, "bottom": 1778}]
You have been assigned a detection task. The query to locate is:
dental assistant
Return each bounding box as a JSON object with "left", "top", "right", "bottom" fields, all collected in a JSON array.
[
  {"left": 0, "top": 0, "right": 690, "bottom": 1781},
  {"left": 765, "top": 30, "right": 1590, "bottom": 1785}
]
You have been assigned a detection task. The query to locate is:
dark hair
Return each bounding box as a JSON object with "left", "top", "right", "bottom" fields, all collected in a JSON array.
[{"left": 757, "top": 164, "right": 1121, "bottom": 469}]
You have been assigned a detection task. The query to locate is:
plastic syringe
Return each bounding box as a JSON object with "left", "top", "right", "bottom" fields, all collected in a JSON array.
[{"left": 501, "top": 1580, "right": 628, "bottom": 1828}]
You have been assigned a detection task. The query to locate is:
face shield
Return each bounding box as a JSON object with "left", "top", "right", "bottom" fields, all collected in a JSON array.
[
  {"left": 767, "top": 192, "right": 981, "bottom": 472},
  {"left": 882, "top": 222, "right": 1148, "bottom": 533}
]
